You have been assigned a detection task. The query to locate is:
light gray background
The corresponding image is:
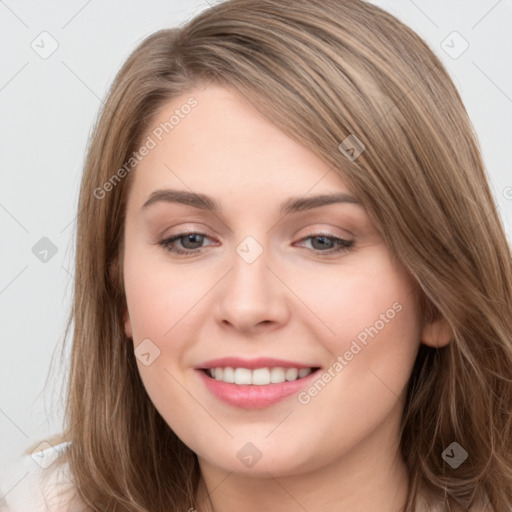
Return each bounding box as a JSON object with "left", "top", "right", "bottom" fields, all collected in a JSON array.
[{"left": 1, "top": 0, "right": 511, "bottom": 496}]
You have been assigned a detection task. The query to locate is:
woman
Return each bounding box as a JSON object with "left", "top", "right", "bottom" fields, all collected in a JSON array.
[{"left": 3, "top": 0, "right": 511, "bottom": 511}]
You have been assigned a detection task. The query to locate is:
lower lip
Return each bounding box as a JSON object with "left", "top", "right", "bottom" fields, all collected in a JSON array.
[{"left": 196, "top": 369, "right": 319, "bottom": 409}]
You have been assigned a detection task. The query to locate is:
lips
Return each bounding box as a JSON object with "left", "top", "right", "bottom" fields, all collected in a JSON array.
[{"left": 195, "top": 357, "right": 322, "bottom": 409}]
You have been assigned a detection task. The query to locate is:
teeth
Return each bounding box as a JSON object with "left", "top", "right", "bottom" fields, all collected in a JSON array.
[
  {"left": 207, "top": 366, "right": 313, "bottom": 385},
  {"left": 298, "top": 368, "right": 312, "bottom": 378},
  {"left": 270, "top": 367, "right": 285, "bottom": 383},
  {"left": 251, "top": 368, "right": 270, "bottom": 385},
  {"left": 285, "top": 368, "right": 298, "bottom": 381},
  {"left": 234, "top": 368, "right": 252, "bottom": 385},
  {"left": 222, "top": 367, "right": 235, "bottom": 383}
]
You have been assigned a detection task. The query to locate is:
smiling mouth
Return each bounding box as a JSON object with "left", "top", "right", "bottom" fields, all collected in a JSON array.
[{"left": 201, "top": 366, "right": 321, "bottom": 385}]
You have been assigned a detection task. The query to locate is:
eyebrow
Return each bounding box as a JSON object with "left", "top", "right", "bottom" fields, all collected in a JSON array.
[{"left": 141, "top": 188, "right": 361, "bottom": 215}]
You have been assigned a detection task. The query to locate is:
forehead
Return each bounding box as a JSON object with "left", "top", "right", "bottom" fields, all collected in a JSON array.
[{"left": 126, "top": 84, "right": 356, "bottom": 211}]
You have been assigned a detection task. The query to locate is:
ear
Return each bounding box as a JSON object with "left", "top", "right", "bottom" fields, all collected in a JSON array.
[
  {"left": 421, "top": 316, "right": 452, "bottom": 348},
  {"left": 123, "top": 308, "right": 133, "bottom": 339}
]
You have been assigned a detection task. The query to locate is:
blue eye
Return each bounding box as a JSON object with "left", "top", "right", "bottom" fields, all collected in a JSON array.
[
  {"left": 297, "top": 234, "right": 354, "bottom": 254},
  {"left": 157, "top": 232, "right": 354, "bottom": 256}
]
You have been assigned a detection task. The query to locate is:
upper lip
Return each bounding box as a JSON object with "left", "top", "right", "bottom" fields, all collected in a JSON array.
[{"left": 196, "top": 357, "right": 320, "bottom": 370}]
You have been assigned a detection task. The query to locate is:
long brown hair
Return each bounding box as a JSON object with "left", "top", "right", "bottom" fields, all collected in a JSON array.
[{"left": 45, "top": 0, "right": 512, "bottom": 510}]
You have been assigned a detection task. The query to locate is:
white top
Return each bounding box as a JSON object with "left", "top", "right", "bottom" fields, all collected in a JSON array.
[{"left": 0, "top": 442, "right": 88, "bottom": 512}]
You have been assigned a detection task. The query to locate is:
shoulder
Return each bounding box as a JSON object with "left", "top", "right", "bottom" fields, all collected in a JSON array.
[{"left": 0, "top": 441, "right": 89, "bottom": 512}]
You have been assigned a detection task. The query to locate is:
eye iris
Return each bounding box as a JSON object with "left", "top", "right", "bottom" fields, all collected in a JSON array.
[
  {"left": 182, "top": 233, "right": 204, "bottom": 249},
  {"left": 311, "top": 236, "right": 333, "bottom": 250}
]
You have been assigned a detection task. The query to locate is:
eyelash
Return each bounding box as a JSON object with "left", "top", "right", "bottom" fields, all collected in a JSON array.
[{"left": 157, "top": 231, "right": 354, "bottom": 257}]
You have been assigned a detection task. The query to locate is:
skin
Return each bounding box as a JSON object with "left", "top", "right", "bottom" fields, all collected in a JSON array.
[{"left": 122, "top": 84, "right": 452, "bottom": 512}]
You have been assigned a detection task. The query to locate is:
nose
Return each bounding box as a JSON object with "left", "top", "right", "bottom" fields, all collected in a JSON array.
[{"left": 214, "top": 240, "right": 290, "bottom": 335}]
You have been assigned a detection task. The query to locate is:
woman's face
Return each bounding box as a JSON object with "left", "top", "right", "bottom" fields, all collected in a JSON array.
[{"left": 122, "top": 84, "right": 430, "bottom": 478}]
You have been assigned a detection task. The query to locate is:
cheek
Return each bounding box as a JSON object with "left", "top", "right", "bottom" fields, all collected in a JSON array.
[
  {"left": 123, "top": 245, "right": 201, "bottom": 342},
  {"left": 123, "top": 253, "right": 201, "bottom": 417},
  {"left": 323, "top": 282, "right": 419, "bottom": 359},
  {"left": 302, "top": 253, "right": 421, "bottom": 393},
  {"left": 313, "top": 259, "right": 415, "bottom": 314},
  {"left": 286, "top": 264, "right": 421, "bottom": 466}
]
